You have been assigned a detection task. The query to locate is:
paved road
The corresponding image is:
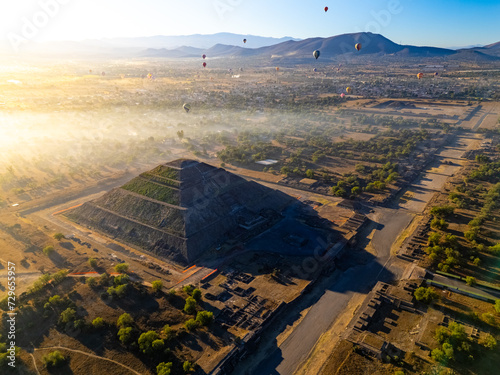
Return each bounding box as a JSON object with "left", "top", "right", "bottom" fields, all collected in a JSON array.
[
  {"left": 428, "top": 272, "right": 500, "bottom": 300},
  {"left": 240, "top": 209, "right": 412, "bottom": 375}
]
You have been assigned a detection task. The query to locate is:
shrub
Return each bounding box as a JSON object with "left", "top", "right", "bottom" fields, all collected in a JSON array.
[
  {"left": 152, "top": 280, "right": 163, "bottom": 292},
  {"left": 465, "top": 276, "right": 476, "bottom": 286},
  {"left": 92, "top": 317, "right": 105, "bottom": 329},
  {"left": 183, "top": 284, "right": 194, "bottom": 295},
  {"left": 162, "top": 324, "right": 174, "bottom": 340},
  {"left": 414, "top": 287, "right": 438, "bottom": 304},
  {"left": 431, "top": 348, "right": 445, "bottom": 362},
  {"left": 183, "top": 360, "right": 194, "bottom": 373},
  {"left": 157, "top": 362, "right": 173, "bottom": 375},
  {"left": 118, "top": 327, "right": 133, "bottom": 345},
  {"left": 430, "top": 205, "right": 455, "bottom": 218},
  {"left": 53, "top": 233, "right": 65, "bottom": 241},
  {"left": 495, "top": 299, "right": 500, "bottom": 313},
  {"left": 43, "top": 350, "right": 66, "bottom": 368},
  {"left": 480, "top": 334, "right": 497, "bottom": 349},
  {"left": 184, "top": 297, "right": 197, "bottom": 314},
  {"left": 192, "top": 288, "right": 202, "bottom": 301},
  {"left": 151, "top": 339, "right": 164, "bottom": 352},
  {"left": 184, "top": 319, "right": 199, "bottom": 331},
  {"left": 88, "top": 258, "right": 98, "bottom": 268},
  {"left": 114, "top": 274, "right": 130, "bottom": 286},
  {"left": 59, "top": 308, "right": 76, "bottom": 324},
  {"left": 138, "top": 331, "right": 160, "bottom": 355},
  {"left": 117, "top": 313, "right": 134, "bottom": 328},
  {"left": 83, "top": 278, "right": 96, "bottom": 290},
  {"left": 196, "top": 311, "right": 214, "bottom": 326},
  {"left": 42, "top": 246, "right": 55, "bottom": 256},
  {"left": 114, "top": 263, "right": 129, "bottom": 273}
]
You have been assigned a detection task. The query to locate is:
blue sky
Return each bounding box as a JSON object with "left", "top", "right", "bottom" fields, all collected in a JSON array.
[{"left": 1, "top": 0, "right": 499, "bottom": 48}]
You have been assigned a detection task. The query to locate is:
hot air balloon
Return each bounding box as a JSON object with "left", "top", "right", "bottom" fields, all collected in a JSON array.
[
  {"left": 183, "top": 103, "right": 191, "bottom": 113},
  {"left": 101, "top": 72, "right": 106, "bottom": 76},
  {"left": 324, "top": 7, "right": 328, "bottom": 12},
  {"left": 203, "top": 62, "right": 207, "bottom": 68},
  {"left": 243, "top": 38, "right": 247, "bottom": 44},
  {"left": 313, "top": 50, "right": 320, "bottom": 60},
  {"left": 355, "top": 43, "right": 362, "bottom": 51},
  {"left": 147, "top": 73, "right": 153, "bottom": 79},
  {"left": 340, "top": 93, "right": 345, "bottom": 98},
  {"left": 89, "top": 69, "right": 92, "bottom": 73},
  {"left": 313, "top": 68, "right": 317, "bottom": 72},
  {"left": 346, "top": 87, "right": 352, "bottom": 94},
  {"left": 202, "top": 54, "right": 206, "bottom": 59},
  {"left": 276, "top": 67, "right": 280, "bottom": 72},
  {"left": 434, "top": 72, "right": 439, "bottom": 77},
  {"left": 417, "top": 73, "right": 424, "bottom": 80}
]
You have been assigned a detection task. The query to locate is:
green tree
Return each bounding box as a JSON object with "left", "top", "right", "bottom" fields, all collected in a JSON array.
[
  {"left": 414, "top": 287, "right": 438, "bottom": 304},
  {"left": 465, "top": 276, "right": 476, "bottom": 286},
  {"left": 184, "top": 297, "right": 197, "bottom": 314},
  {"left": 430, "top": 205, "right": 455, "bottom": 218},
  {"left": 114, "top": 263, "right": 129, "bottom": 273},
  {"left": 480, "top": 334, "right": 497, "bottom": 349},
  {"left": 43, "top": 350, "right": 66, "bottom": 368},
  {"left": 117, "top": 313, "right": 134, "bottom": 328},
  {"left": 43, "top": 245, "right": 55, "bottom": 256},
  {"left": 431, "top": 217, "right": 448, "bottom": 231},
  {"left": 183, "top": 360, "right": 194, "bottom": 373},
  {"left": 138, "top": 331, "right": 160, "bottom": 355},
  {"left": 151, "top": 339, "right": 165, "bottom": 352},
  {"left": 351, "top": 186, "right": 361, "bottom": 196},
  {"left": 53, "top": 233, "right": 65, "bottom": 241},
  {"left": 157, "top": 362, "right": 173, "bottom": 375},
  {"left": 88, "top": 258, "right": 98, "bottom": 268},
  {"left": 185, "top": 318, "right": 199, "bottom": 331},
  {"left": 162, "top": 324, "right": 174, "bottom": 341},
  {"left": 92, "top": 317, "right": 105, "bottom": 329},
  {"left": 192, "top": 288, "right": 202, "bottom": 301},
  {"left": 86, "top": 277, "right": 97, "bottom": 288},
  {"left": 118, "top": 327, "right": 133, "bottom": 345},
  {"left": 59, "top": 308, "right": 76, "bottom": 324},
  {"left": 114, "top": 274, "right": 130, "bottom": 286},
  {"left": 306, "top": 169, "right": 315, "bottom": 179},
  {"left": 442, "top": 343, "right": 454, "bottom": 360},
  {"left": 494, "top": 299, "right": 500, "bottom": 313},
  {"left": 183, "top": 284, "right": 194, "bottom": 295},
  {"left": 196, "top": 311, "right": 214, "bottom": 326},
  {"left": 431, "top": 348, "right": 445, "bottom": 362},
  {"left": 152, "top": 280, "right": 163, "bottom": 292}
]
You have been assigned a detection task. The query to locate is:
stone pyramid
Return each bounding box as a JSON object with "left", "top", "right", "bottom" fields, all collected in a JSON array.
[{"left": 66, "top": 159, "right": 292, "bottom": 265}]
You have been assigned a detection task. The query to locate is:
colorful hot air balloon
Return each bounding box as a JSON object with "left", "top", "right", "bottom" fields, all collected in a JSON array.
[
  {"left": 203, "top": 62, "right": 207, "bottom": 68},
  {"left": 340, "top": 93, "right": 345, "bottom": 98},
  {"left": 355, "top": 43, "right": 362, "bottom": 51},
  {"left": 324, "top": 6, "right": 328, "bottom": 12},
  {"left": 313, "top": 50, "right": 320, "bottom": 59},
  {"left": 243, "top": 38, "right": 247, "bottom": 44},
  {"left": 147, "top": 73, "right": 153, "bottom": 79},
  {"left": 417, "top": 73, "right": 424, "bottom": 80},
  {"left": 434, "top": 72, "right": 439, "bottom": 77},
  {"left": 202, "top": 54, "right": 206, "bottom": 59},
  {"left": 313, "top": 68, "right": 317, "bottom": 72},
  {"left": 276, "top": 67, "right": 280, "bottom": 72},
  {"left": 183, "top": 103, "right": 191, "bottom": 113},
  {"left": 346, "top": 87, "right": 352, "bottom": 94}
]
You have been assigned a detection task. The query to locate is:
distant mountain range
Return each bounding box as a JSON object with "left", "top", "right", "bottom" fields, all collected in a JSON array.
[
  {"left": 16, "top": 32, "right": 500, "bottom": 62},
  {"left": 139, "top": 32, "right": 500, "bottom": 62}
]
